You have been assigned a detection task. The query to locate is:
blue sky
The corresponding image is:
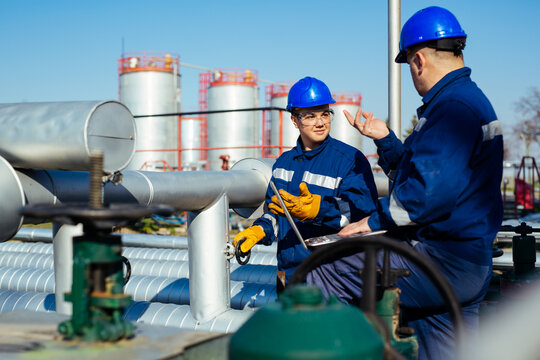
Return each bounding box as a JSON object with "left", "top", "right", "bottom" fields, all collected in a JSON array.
[{"left": 1, "top": 0, "right": 538, "bottom": 159}]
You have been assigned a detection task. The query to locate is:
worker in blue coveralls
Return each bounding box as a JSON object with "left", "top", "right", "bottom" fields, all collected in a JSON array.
[
  {"left": 232, "top": 76, "right": 378, "bottom": 291},
  {"left": 305, "top": 7, "right": 503, "bottom": 360}
]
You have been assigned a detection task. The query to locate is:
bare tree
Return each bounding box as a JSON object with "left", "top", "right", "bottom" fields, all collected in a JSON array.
[{"left": 514, "top": 87, "right": 540, "bottom": 156}]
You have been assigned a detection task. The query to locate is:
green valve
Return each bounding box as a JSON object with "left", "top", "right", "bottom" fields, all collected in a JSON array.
[{"left": 229, "top": 285, "right": 385, "bottom": 360}]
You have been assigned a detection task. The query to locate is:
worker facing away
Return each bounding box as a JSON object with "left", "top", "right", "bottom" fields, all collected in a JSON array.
[
  {"left": 305, "top": 6, "right": 503, "bottom": 360},
  {"left": 233, "top": 76, "right": 378, "bottom": 290}
]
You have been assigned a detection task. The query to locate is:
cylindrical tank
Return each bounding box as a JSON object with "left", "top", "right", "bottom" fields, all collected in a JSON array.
[
  {"left": 268, "top": 84, "right": 296, "bottom": 157},
  {"left": 179, "top": 117, "right": 203, "bottom": 170},
  {"left": 206, "top": 69, "right": 259, "bottom": 170},
  {"left": 119, "top": 52, "right": 180, "bottom": 171},
  {"left": 0, "top": 101, "right": 135, "bottom": 172},
  {"left": 330, "top": 92, "right": 363, "bottom": 150},
  {"left": 229, "top": 285, "right": 384, "bottom": 359}
]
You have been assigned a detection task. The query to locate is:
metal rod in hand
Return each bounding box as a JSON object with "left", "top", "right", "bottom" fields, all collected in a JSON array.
[{"left": 269, "top": 181, "right": 308, "bottom": 250}]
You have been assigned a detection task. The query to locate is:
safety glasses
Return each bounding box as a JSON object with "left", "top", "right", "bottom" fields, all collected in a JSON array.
[{"left": 293, "top": 109, "right": 334, "bottom": 126}]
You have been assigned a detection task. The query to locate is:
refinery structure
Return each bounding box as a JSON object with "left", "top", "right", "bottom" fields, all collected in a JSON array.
[{"left": 118, "top": 51, "right": 370, "bottom": 172}]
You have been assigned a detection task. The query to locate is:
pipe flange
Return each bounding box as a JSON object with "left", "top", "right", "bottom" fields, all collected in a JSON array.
[
  {"left": 0, "top": 156, "right": 25, "bottom": 242},
  {"left": 230, "top": 158, "right": 274, "bottom": 219}
]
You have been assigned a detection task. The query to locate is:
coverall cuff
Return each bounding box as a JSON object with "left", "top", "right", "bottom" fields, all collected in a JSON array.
[
  {"left": 374, "top": 129, "right": 399, "bottom": 151},
  {"left": 367, "top": 212, "right": 383, "bottom": 231}
]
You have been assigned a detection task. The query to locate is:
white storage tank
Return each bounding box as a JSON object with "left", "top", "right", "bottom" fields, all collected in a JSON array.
[
  {"left": 268, "top": 84, "right": 295, "bottom": 157},
  {"left": 118, "top": 52, "right": 180, "bottom": 171},
  {"left": 205, "top": 69, "right": 259, "bottom": 170},
  {"left": 179, "top": 117, "right": 203, "bottom": 170},
  {"left": 330, "top": 92, "right": 363, "bottom": 150}
]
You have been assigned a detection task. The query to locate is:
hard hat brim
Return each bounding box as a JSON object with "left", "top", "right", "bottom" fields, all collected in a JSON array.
[{"left": 395, "top": 50, "right": 407, "bottom": 64}]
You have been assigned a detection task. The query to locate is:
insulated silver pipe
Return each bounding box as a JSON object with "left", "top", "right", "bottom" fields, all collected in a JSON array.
[
  {"left": 388, "top": 0, "right": 401, "bottom": 139},
  {"left": 0, "top": 267, "right": 277, "bottom": 310},
  {"left": 0, "top": 289, "right": 252, "bottom": 333},
  {"left": 13, "top": 227, "right": 279, "bottom": 253},
  {"left": 0, "top": 101, "right": 135, "bottom": 172},
  {"left": 2, "top": 157, "right": 272, "bottom": 241},
  {"left": 187, "top": 194, "right": 230, "bottom": 321},
  {"left": 0, "top": 250, "right": 278, "bottom": 284},
  {"left": 0, "top": 242, "right": 279, "bottom": 265},
  {"left": 52, "top": 223, "right": 81, "bottom": 315}
]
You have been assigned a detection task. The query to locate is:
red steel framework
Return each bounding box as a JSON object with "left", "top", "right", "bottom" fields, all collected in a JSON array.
[
  {"left": 118, "top": 51, "right": 180, "bottom": 75},
  {"left": 125, "top": 63, "right": 371, "bottom": 171},
  {"left": 332, "top": 91, "right": 362, "bottom": 105},
  {"left": 265, "top": 84, "right": 291, "bottom": 157}
]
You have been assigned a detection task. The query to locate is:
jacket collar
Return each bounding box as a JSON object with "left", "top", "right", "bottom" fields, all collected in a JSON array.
[
  {"left": 421, "top": 67, "right": 471, "bottom": 106},
  {"left": 293, "top": 136, "right": 331, "bottom": 159}
]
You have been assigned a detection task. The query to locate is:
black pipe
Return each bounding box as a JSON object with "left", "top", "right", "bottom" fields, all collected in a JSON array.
[{"left": 133, "top": 106, "right": 287, "bottom": 118}]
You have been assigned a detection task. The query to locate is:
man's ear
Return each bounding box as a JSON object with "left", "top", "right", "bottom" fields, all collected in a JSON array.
[{"left": 415, "top": 51, "right": 426, "bottom": 75}]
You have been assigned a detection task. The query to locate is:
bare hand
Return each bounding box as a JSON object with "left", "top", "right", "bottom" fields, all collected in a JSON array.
[
  {"left": 343, "top": 108, "right": 389, "bottom": 140},
  {"left": 338, "top": 216, "right": 372, "bottom": 236}
]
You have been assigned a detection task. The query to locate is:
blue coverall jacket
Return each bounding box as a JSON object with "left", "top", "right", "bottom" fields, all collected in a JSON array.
[
  {"left": 254, "top": 135, "right": 378, "bottom": 280},
  {"left": 307, "top": 67, "right": 503, "bottom": 360},
  {"left": 370, "top": 67, "right": 503, "bottom": 266}
]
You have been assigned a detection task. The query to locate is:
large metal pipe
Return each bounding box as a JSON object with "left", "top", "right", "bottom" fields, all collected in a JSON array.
[
  {"left": 0, "top": 157, "right": 272, "bottom": 242},
  {"left": 187, "top": 194, "right": 230, "bottom": 321},
  {"left": 0, "top": 266, "right": 277, "bottom": 310},
  {"left": 0, "top": 242, "right": 279, "bottom": 266},
  {"left": 0, "top": 289, "right": 252, "bottom": 333},
  {"left": 0, "top": 101, "right": 135, "bottom": 172},
  {"left": 12, "top": 227, "right": 279, "bottom": 253},
  {"left": 0, "top": 250, "right": 277, "bottom": 284},
  {"left": 52, "top": 223, "right": 81, "bottom": 315},
  {"left": 388, "top": 0, "right": 401, "bottom": 139}
]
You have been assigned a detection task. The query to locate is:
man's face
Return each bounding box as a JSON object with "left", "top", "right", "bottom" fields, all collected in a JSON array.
[{"left": 292, "top": 104, "right": 332, "bottom": 150}]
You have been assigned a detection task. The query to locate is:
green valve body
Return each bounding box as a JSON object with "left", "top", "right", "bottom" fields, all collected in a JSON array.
[{"left": 229, "top": 285, "right": 384, "bottom": 360}]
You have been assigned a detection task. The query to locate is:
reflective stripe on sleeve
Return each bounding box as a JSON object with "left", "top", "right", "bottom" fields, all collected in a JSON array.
[
  {"left": 482, "top": 120, "right": 502, "bottom": 141},
  {"left": 262, "top": 213, "right": 278, "bottom": 238},
  {"left": 302, "top": 171, "right": 342, "bottom": 190},
  {"left": 389, "top": 192, "right": 416, "bottom": 226},
  {"left": 337, "top": 198, "right": 351, "bottom": 227},
  {"left": 273, "top": 168, "right": 294, "bottom": 182}
]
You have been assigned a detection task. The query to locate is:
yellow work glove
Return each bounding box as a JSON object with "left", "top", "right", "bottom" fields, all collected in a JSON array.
[
  {"left": 268, "top": 182, "right": 321, "bottom": 221},
  {"left": 233, "top": 225, "right": 266, "bottom": 254}
]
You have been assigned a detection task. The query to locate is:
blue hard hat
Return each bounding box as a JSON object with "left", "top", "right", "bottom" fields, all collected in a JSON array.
[
  {"left": 395, "top": 6, "right": 467, "bottom": 63},
  {"left": 286, "top": 77, "right": 336, "bottom": 111}
]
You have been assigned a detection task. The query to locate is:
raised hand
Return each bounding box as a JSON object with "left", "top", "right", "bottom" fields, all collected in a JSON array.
[{"left": 343, "top": 108, "right": 389, "bottom": 140}]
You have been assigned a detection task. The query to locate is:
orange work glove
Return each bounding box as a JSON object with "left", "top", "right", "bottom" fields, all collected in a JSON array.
[
  {"left": 268, "top": 182, "right": 321, "bottom": 221},
  {"left": 232, "top": 225, "right": 266, "bottom": 254}
]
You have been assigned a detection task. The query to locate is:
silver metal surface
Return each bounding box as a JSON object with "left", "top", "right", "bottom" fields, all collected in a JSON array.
[
  {"left": 13, "top": 227, "right": 279, "bottom": 253},
  {"left": 0, "top": 249, "right": 277, "bottom": 284},
  {"left": 230, "top": 158, "right": 274, "bottom": 219},
  {"left": 388, "top": 0, "right": 401, "bottom": 139},
  {"left": 207, "top": 84, "right": 259, "bottom": 170},
  {"left": 330, "top": 103, "right": 363, "bottom": 149},
  {"left": 180, "top": 117, "right": 203, "bottom": 170},
  {"left": 270, "top": 95, "right": 296, "bottom": 156},
  {"left": 0, "top": 290, "right": 252, "bottom": 333},
  {"left": 0, "top": 241, "right": 278, "bottom": 265},
  {"left": 269, "top": 181, "right": 307, "bottom": 250},
  {"left": 52, "top": 223, "right": 81, "bottom": 315},
  {"left": 187, "top": 194, "right": 230, "bottom": 321},
  {"left": 0, "top": 158, "right": 272, "bottom": 242},
  {"left": 0, "top": 156, "right": 25, "bottom": 242},
  {"left": 121, "top": 70, "right": 180, "bottom": 170},
  {"left": 0, "top": 101, "right": 135, "bottom": 172},
  {"left": 0, "top": 266, "right": 276, "bottom": 310}
]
